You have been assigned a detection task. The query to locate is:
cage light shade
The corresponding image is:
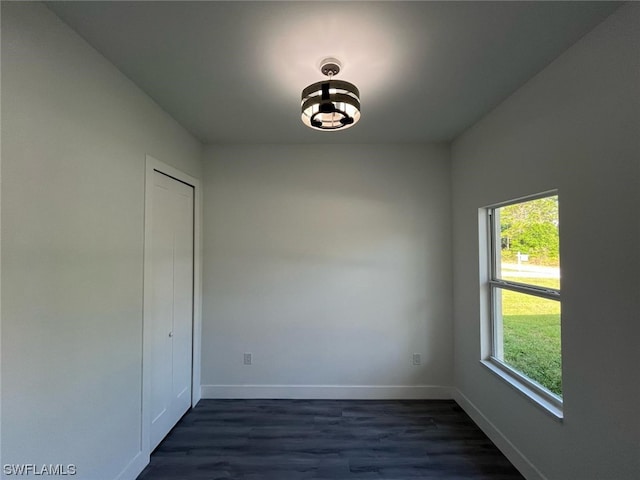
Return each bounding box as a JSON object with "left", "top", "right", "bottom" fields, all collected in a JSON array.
[{"left": 301, "top": 79, "right": 360, "bottom": 131}]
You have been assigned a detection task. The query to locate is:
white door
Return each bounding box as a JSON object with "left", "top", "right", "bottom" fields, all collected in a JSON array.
[{"left": 148, "top": 170, "right": 194, "bottom": 450}]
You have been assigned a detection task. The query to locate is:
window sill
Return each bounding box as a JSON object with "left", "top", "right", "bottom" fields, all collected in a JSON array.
[{"left": 480, "top": 359, "right": 564, "bottom": 422}]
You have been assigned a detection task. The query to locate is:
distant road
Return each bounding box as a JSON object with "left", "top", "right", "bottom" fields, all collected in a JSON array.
[{"left": 501, "top": 263, "right": 560, "bottom": 278}]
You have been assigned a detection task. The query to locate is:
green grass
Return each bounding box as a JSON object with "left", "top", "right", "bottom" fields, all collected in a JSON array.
[
  {"left": 502, "top": 272, "right": 560, "bottom": 291},
  {"left": 503, "top": 314, "right": 562, "bottom": 395},
  {"left": 500, "top": 277, "right": 562, "bottom": 396}
]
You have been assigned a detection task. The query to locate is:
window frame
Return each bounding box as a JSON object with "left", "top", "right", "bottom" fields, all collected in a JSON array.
[{"left": 484, "top": 191, "right": 563, "bottom": 417}]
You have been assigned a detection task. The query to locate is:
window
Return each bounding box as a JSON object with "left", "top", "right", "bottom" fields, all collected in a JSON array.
[{"left": 485, "top": 192, "right": 562, "bottom": 413}]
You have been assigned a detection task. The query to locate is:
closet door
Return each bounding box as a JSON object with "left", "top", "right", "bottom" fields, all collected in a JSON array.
[{"left": 148, "top": 170, "right": 194, "bottom": 450}]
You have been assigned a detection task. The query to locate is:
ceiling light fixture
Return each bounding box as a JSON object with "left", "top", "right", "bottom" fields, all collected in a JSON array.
[{"left": 301, "top": 58, "right": 360, "bottom": 131}]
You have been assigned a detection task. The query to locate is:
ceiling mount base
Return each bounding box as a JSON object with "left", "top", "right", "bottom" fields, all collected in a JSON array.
[{"left": 320, "top": 58, "right": 341, "bottom": 77}]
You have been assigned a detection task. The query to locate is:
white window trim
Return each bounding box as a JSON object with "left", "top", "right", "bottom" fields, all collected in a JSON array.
[
  {"left": 482, "top": 190, "right": 563, "bottom": 420},
  {"left": 481, "top": 359, "right": 563, "bottom": 421}
]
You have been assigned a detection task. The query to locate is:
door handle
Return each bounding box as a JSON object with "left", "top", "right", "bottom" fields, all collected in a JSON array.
[{"left": 168, "top": 331, "right": 173, "bottom": 338}]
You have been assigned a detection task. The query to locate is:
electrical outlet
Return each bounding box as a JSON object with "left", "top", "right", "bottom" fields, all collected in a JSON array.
[
  {"left": 243, "top": 353, "right": 252, "bottom": 365},
  {"left": 412, "top": 353, "right": 422, "bottom": 365}
]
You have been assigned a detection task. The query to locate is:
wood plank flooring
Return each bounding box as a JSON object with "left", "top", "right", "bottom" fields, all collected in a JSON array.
[{"left": 137, "top": 399, "right": 524, "bottom": 480}]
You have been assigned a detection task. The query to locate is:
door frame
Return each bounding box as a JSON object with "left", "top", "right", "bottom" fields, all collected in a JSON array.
[{"left": 141, "top": 155, "right": 202, "bottom": 459}]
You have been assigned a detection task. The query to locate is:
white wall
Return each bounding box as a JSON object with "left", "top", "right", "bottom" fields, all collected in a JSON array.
[
  {"left": 4, "top": 2, "right": 637, "bottom": 479},
  {"left": 202, "top": 144, "right": 453, "bottom": 398},
  {"left": 1, "top": 3, "right": 202, "bottom": 479},
  {"left": 451, "top": 4, "right": 639, "bottom": 480}
]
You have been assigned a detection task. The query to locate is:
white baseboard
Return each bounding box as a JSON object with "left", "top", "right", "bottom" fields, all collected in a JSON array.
[
  {"left": 453, "top": 388, "right": 547, "bottom": 480},
  {"left": 114, "top": 450, "right": 148, "bottom": 480},
  {"left": 201, "top": 384, "right": 452, "bottom": 400}
]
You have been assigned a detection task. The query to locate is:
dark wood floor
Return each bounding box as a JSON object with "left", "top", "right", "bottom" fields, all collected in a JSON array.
[{"left": 137, "top": 399, "right": 524, "bottom": 480}]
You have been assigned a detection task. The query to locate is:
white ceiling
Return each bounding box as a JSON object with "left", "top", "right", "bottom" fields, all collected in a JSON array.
[{"left": 46, "top": 1, "right": 620, "bottom": 144}]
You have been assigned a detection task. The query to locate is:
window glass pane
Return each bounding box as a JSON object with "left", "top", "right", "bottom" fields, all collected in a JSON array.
[
  {"left": 494, "top": 288, "right": 562, "bottom": 396},
  {"left": 495, "top": 196, "right": 560, "bottom": 290}
]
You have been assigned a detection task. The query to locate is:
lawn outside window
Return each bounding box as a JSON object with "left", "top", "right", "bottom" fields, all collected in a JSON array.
[{"left": 484, "top": 192, "right": 563, "bottom": 417}]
